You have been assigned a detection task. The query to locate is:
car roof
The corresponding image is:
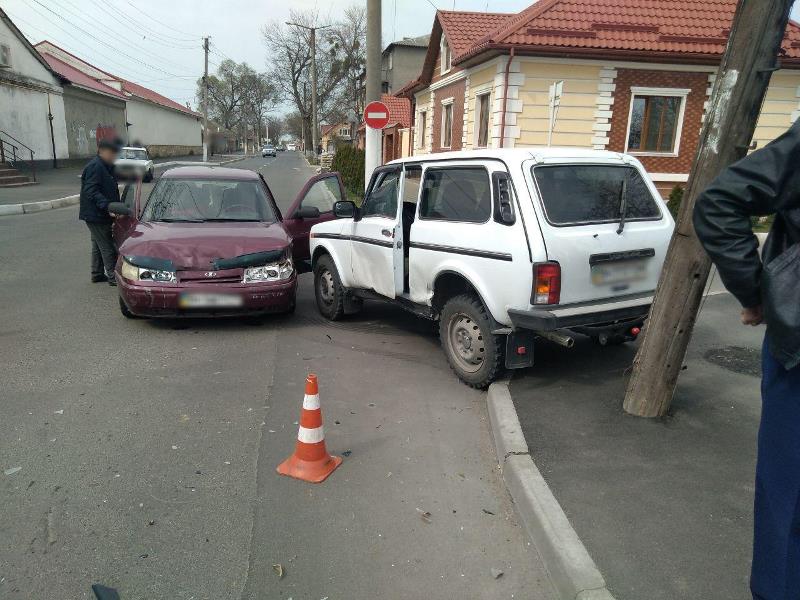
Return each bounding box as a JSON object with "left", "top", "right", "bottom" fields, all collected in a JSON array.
[
  {"left": 161, "top": 166, "right": 260, "bottom": 181},
  {"left": 387, "top": 147, "right": 629, "bottom": 164},
  {"left": 121, "top": 146, "right": 147, "bottom": 151}
]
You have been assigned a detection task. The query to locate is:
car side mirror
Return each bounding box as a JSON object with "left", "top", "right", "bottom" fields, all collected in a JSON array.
[
  {"left": 294, "top": 206, "right": 321, "bottom": 219},
  {"left": 108, "top": 201, "right": 132, "bottom": 217},
  {"left": 333, "top": 200, "right": 356, "bottom": 219}
]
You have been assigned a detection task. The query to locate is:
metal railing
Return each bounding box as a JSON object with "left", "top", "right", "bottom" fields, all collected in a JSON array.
[{"left": 0, "top": 130, "right": 36, "bottom": 182}]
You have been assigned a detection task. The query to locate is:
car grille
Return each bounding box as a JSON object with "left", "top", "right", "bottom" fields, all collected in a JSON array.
[{"left": 178, "top": 269, "right": 243, "bottom": 284}]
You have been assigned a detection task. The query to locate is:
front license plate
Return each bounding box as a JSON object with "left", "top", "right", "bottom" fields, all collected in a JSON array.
[
  {"left": 179, "top": 293, "right": 243, "bottom": 309},
  {"left": 591, "top": 259, "right": 647, "bottom": 285}
]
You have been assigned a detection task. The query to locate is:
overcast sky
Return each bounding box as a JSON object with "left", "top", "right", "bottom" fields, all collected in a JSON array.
[{"left": 4, "top": 0, "right": 800, "bottom": 114}]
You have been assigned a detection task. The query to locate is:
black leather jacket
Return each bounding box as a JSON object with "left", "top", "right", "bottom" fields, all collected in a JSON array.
[
  {"left": 79, "top": 155, "right": 119, "bottom": 224},
  {"left": 694, "top": 120, "right": 800, "bottom": 369}
]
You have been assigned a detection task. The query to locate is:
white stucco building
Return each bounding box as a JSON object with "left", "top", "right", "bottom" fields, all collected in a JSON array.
[{"left": 0, "top": 8, "right": 68, "bottom": 165}]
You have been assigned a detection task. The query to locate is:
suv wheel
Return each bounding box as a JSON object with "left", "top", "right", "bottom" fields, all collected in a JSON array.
[
  {"left": 314, "top": 255, "right": 345, "bottom": 320},
  {"left": 439, "top": 294, "right": 503, "bottom": 389}
]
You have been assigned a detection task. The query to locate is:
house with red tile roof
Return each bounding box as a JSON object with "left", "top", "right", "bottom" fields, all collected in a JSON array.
[
  {"left": 399, "top": 0, "right": 800, "bottom": 196},
  {"left": 36, "top": 41, "right": 202, "bottom": 158}
]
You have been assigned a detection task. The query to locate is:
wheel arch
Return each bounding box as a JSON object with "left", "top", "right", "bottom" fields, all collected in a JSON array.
[
  {"left": 311, "top": 241, "right": 353, "bottom": 287},
  {"left": 431, "top": 269, "right": 500, "bottom": 324}
]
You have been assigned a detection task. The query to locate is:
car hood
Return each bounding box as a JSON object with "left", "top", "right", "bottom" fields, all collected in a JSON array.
[{"left": 119, "top": 221, "right": 290, "bottom": 269}]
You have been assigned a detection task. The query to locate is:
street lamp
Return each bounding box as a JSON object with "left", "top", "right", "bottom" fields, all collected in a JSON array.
[{"left": 286, "top": 21, "right": 331, "bottom": 157}]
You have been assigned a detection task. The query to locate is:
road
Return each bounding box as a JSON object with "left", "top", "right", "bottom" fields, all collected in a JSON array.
[{"left": 0, "top": 152, "right": 554, "bottom": 600}]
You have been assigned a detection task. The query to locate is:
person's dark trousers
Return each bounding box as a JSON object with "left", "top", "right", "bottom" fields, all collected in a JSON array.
[
  {"left": 751, "top": 335, "right": 800, "bottom": 600},
  {"left": 85, "top": 222, "right": 117, "bottom": 280}
]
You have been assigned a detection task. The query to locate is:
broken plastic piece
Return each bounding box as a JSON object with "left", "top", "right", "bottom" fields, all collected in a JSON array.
[
  {"left": 416, "top": 508, "right": 432, "bottom": 524},
  {"left": 491, "top": 568, "right": 504, "bottom": 579},
  {"left": 92, "top": 584, "right": 121, "bottom": 600},
  {"left": 272, "top": 563, "right": 284, "bottom": 579}
]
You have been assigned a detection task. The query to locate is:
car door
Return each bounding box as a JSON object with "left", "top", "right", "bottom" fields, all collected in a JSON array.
[
  {"left": 350, "top": 165, "right": 402, "bottom": 298},
  {"left": 112, "top": 180, "right": 141, "bottom": 245},
  {"left": 283, "top": 173, "right": 346, "bottom": 264}
]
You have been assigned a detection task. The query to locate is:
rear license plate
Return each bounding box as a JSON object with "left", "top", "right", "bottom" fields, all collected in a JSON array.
[
  {"left": 179, "top": 292, "right": 243, "bottom": 309},
  {"left": 591, "top": 259, "right": 647, "bottom": 285}
]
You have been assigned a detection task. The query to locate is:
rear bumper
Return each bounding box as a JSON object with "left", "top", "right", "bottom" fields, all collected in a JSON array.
[
  {"left": 118, "top": 275, "right": 297, "bottom": 318},
  {"left": 507, "top": 292, "right": 653, "bottom": 331}
]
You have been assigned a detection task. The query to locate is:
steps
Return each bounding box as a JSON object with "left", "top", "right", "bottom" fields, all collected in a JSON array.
[{"left": 0, "top": 163, "right": 36, "bottom": 187}]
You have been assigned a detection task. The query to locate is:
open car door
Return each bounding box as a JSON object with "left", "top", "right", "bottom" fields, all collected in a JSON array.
[
  {"left": 284, "top": 172, "right": 346, "bottom": 269},
  {"left": 112, "top": 178, "right": 142, "bottom": 245}
]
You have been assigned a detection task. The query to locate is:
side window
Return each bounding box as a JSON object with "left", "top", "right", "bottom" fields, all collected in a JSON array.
[
  {"left": 419, "top": 167, "right": 491, "bottom": 223},
  {"left": 361, "top": 170, "right": 400, "bottom": 218},
  {"left": 301, "top": 177, "right": 343, "bottom": 213}
]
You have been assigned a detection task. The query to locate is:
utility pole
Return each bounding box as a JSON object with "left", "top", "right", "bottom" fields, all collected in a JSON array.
[
  {"left": 364, "top": 0, "right": 381, "bottom": 189},
  {"left": 286, "top": 21, "right": 331, "bottom": 158},
  {"left": 202, "top": 36, "right": 210, "bottom": 162},
  {"left": 622, "top": 0, "right": 794, "bottom": 418}
]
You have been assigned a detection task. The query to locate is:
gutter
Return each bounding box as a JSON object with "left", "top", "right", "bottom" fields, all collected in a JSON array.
[{"left": 499, "top": 48, "right": 515, "bottom": 149}]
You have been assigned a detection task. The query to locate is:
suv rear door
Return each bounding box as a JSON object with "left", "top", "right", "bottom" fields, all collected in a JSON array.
[{"left": 524, "top": 159, "right": 673, "bottom": 305}]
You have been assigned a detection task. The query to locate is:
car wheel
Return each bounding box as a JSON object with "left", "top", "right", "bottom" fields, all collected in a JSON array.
[
  {"left": 314, "top": 255, "right": 345, "bottom": 320},
  {"left": 439, "top": 294, "right": 503, "bottom": 389},
  {"left": 119, "top": 296, "right": 138, "bottom": 319}
]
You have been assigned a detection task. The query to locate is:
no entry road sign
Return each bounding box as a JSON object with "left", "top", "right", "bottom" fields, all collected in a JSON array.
[{"left": 364, "top": 101, "right": 390, "bottom": 130}]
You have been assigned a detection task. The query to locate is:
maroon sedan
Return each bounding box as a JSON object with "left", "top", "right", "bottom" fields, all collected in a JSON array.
[{"left": 109, "top": 166, "right": 346, "bottom": 319}]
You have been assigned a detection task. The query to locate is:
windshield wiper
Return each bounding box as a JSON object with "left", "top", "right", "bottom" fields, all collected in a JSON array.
[
  {"left": 616, "top": 178, "right": 628, "bottom": 235},
  {"left": 155, "top": 217, "right": 204, "bottom": 223}
]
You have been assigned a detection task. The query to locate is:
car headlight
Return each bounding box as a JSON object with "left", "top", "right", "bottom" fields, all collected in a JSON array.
[
  {"left": 121, "top": 258, "right": 176, "bottom": 282},
  {"left": 243, "top": 259, "right": 293, "bottom": 283}
]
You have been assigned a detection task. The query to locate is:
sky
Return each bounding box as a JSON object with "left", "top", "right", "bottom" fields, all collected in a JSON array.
[{"left": 4, "top": 0, "right": 800, "bottom": 114}]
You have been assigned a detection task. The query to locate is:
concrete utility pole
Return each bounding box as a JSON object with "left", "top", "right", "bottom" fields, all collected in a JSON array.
[
  {"left": 286, "top": 22, "right": 331, "bottom": 158},
  {"left": 622, "top": 0, "right": 795, "bottom": 418},
  {"left": 365, "top": 0, "right": 382, "bottom": 189},
  {"left": 202, "top": 36, "right": 210, "bottom": 162}
]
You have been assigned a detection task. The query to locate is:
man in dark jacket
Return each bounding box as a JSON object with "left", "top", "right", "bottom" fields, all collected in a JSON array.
[
  {"left": 694, "top": 120, "right": 800, "bottom": 600},
  {"left": 79, "top": 138, "right": 121, "bottom": 285}
]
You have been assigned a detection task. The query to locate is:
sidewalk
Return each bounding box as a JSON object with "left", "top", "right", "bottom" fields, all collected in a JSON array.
[
  {"left": 509, "top": 292, "right": 760, "bottom": 600},
  {"left": 0, "top": 153, "right": 244, "bottom": 206}
]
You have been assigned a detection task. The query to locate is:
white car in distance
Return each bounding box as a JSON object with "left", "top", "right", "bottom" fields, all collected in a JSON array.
[{"left": 115, "top": 146, "right": 154, "bottom": 182}]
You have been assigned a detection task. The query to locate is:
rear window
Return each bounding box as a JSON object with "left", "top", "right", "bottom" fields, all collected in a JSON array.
[
  {"left": 120, "top": 149, "right": 147, "bottom": 160},
  {"left": 531, "top": 165, "right": 660, "bottom": 226},
  {"left": 420, "top": 167, "right": 491, "bottom": 223}
]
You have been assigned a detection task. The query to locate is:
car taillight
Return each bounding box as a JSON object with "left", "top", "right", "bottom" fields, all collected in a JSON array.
[{"left": 532, "top": 262, "right": 561, "bottom": 305}]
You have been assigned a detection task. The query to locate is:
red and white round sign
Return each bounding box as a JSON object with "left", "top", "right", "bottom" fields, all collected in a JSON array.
[{"left": 364, "top": 101, "right": 390, "bottom": 130}]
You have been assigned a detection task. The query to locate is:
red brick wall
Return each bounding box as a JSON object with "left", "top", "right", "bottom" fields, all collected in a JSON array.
[
  {"left": 431, "top": 79, "right": 466, "bottom": 153},
  {"left": 608, "top": 69, "right": 709, "bottom": 174}
]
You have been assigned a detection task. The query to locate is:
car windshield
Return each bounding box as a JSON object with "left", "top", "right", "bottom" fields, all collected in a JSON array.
[
  {"left": 141, "top": 178, "right": 276, "bottom": 223},
  {"left": 119, "top": 149, "right": 147, "bottom": 160},
  {"left": 531, "top": 164, "right": 661, "bottom": 226}
]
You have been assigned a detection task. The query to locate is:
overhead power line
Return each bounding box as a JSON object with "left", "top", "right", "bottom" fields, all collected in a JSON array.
[
  {"left": 25, "top": 0, "right": 193, "bottom": 78},
  {"left": 86, "top": 0, "right": 199, "bottom": 49}
]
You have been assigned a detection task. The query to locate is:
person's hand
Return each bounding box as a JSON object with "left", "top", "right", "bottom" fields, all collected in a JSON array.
[{"left": 741, "top": 305, "right": 763, "bottom": 326}]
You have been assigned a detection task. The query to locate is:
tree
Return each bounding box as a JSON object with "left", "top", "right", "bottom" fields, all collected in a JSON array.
[
  {"left": 262, "top": 6, "right": 366, "bottom": 150},
  {"left": 198, "top": 59, "right": 247, "bottom": 131}
]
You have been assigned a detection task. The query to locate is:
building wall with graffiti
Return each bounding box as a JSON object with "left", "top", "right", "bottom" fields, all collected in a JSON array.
[{"left": 62, "top": 86, "right": 126, "bottom": 158}]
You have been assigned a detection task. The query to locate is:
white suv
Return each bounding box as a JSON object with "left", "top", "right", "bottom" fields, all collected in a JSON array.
[{"left": 309, "top": 148, "right": 674, "bottom": 388}]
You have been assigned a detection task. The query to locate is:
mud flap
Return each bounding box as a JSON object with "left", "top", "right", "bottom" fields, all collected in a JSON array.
[{"left": 504, "top": 329, "right": 535, "bottom": 369}]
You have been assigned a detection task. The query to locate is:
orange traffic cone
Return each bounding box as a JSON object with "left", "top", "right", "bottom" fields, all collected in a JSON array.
[{"left": 277, "top": 373, "right": 342, "bottom": 483}]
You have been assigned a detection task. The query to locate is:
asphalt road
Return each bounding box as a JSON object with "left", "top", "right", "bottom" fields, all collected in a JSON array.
[{"left": 0, "top": 151, "right": 554, "bottom": 600}]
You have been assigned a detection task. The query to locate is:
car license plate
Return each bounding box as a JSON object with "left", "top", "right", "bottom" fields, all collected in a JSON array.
[
  {"left": 591, "top": 259, "right": 647, "bottom": 285},
  {"left": 179, "top": 292, "right": 243, "bottom": 308}
]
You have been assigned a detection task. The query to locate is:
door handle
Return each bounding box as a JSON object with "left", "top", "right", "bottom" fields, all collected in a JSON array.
[{"left": 381, "top": 229, "right": 393, "bottom": 238}]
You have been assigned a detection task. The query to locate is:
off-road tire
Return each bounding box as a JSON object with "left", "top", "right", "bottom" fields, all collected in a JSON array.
[
  {"left": 314, "top": 255, "right": 345, "bottom": 321},
  {"left": 439, "top": 294, "right": 503, "bottom": 389},
  {"left": 119, "top": 296, "right": 137, "bottom": 319}
]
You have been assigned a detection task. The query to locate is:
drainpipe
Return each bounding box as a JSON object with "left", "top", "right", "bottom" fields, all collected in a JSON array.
[
  {"left": 47, "top": 93, "right": 57, "bottom": 169},
  {"left": 498, "top": 48, "right": 515, "bottom": 149}
]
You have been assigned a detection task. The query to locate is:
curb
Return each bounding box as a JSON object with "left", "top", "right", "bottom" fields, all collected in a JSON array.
[
  {"left": 487, "top": 380, "right": 616, "bottom": 600},
  {"left": 1, "top": 156, "right": 248, "bottom": 217}
]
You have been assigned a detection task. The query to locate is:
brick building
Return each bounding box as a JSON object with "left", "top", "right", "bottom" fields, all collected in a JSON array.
[{"left": 398, "top": 0, "right": 800, "bottom": 197}]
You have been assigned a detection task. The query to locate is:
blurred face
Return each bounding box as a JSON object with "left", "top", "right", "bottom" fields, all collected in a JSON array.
[{"left": 98, "top": 147, "right": 118, "bottom": 164}]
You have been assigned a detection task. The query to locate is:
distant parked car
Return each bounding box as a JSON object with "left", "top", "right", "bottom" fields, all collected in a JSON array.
[
  {"left": 277, "top": 145, "right": 286, "bottom": 152},
  {"left": 262, "top": 145, "right": 277, "bottom": 157},
  {"left": 287, "top": 143, "right": 297, "bottom": 152},
  {"left": 116, "top": 146, "right": 154, "bottom": 182}
]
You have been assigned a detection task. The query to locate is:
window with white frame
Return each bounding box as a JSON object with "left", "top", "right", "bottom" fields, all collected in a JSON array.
[
  {"left": 339, "top": 126, "right": 350, "bottom": 137},
  {"left": 476, "top": 92, "right": 491, "bottom": 148},
  {"left": 626, "top": 88, "right": 689, "bottom": 154},
  {"left": 441, "top": 101, "right": 453, "bottom": 148},
  {"left": 418, "top": 111, "right": 427, "bottom": 149},
  {"left": 0, "top": 43, "right": 10, "bottom": 68},
  {"left": 440, "top": 36, "right": 452, "bottom": 74}
]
